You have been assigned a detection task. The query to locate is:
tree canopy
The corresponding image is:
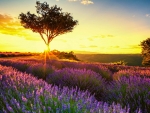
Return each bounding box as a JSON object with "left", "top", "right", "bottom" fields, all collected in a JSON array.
[
  {"left": 19, "top": 1, "right": 78, "bottom": 51},
  {"left": 140, "top": 38, "right": 150, "bottom": 66}
]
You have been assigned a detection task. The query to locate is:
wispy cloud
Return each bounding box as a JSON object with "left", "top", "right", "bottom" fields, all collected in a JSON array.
[
  {"left": 80, "top": 45, "right": 98, "bottom": 49},
  {"left": 0, "top": 14, "right": 40, "bottom": 41},
  {"left": 129, "top": 45, "right": 141, "bottom": 49},
  {"left": 88, "top": 34, "right": 114, "bottom": 40},
  {"left": 146, "top": 14, "right": 150, "bottom": 18},
  {"left": 81, "top": 0, "right": 94, "bottom": 5},
  {"left": 68, "top": 0, "right": 94, "bottom": 5},
  {"left": 68, "top": 0, "right": 78, "bottom": 1},
  {"left": 0, "top": 14, "right": 22, "bottom": 35},
  {"left": 88, "top": 37, "right": 94, "bottom": 41},
  {"left": 118, "top": 45, "right": 141, "bottom": 50},
  {"left": 89, "top": 45, "right": 97, "bottom": 48},
  {"left": 80, "top": 45, "right": 87, "bottom": 48},
  {"left": 0, "top": 14, "right": 13, "bottom": 23},
  {"left": 110, "top": 46, "right": 120, "bottom": 48},
  {"left": 97, "top": 35, "right": 114, "bottom": 38}
]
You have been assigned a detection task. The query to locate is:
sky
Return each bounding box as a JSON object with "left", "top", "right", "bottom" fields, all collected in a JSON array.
[{"left": 0, "top": 0, "right": 150, "bottom": 54}]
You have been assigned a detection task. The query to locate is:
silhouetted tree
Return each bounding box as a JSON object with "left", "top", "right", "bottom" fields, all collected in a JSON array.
[
  {"left": 19, "top": 1, "right": 78, "bottom": 52},
  {"left": 140, "top": 38, "right": 150, "bottom": 66}
]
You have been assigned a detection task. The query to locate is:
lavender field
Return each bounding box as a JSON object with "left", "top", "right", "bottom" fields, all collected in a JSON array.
[{"left": 0, "top": 57, "right": 150, "bottom": 113}]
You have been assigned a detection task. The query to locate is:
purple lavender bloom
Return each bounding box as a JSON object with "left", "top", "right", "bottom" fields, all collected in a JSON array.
[
  {"left": 6, "top": 104, "right": 14, "bottom": 112},
  {"left": 46, "top": 68, "right": 106, "bottom": 100},
  {"left": 104, "top": 75, "right": 150, "bottom": 112},
  {"left": 22, "top": 96, "right": 27, "bottom": 102},
  {"left": 0, "top": 64, "right": 129, "bottom": 113}
]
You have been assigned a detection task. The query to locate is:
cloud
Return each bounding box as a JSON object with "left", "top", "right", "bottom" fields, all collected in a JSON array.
[
  {"left": 107, "top": 35, "right": 114, "bottom": 37},
  {"left": 88, "top": 37, "right": 94, "bottom": 41},
  {"left": 68, "top": 0, "right": 94, "bottom": 5},
  {"left": 0, "top": 13, "right": 40, "bottom": 41},
  {"left": 129, "top": 45, "right": 141, "bottom": 49},
  {"left": 0, "top": 14, "right": 22, "bottom": 35},
  {"left": 81, "top": 0, "right": 94, "bottom": 5},
  {"left": 0, "top": 14, "right": 13, "bottom": 23},
  {"left": 68, "top": 0, "right": 78, "bottom": 1},
  {"left": 89, "top": 45, "right": 97, "bottom": 48},
  {"left": 80, "top": 45, "right": 87, "bottom": 48},
  {"left": 89, "top": 34, "right": 114, "bottom": 40},
  {"left": 118, "top": 45, "right": 141, "bottom": 50},
  {"left": 96, "top": 35, "right": 114, "bottom": 38},
  {"left": 80, "top": 45, "right": 98, "bottom": 49},
  {"left": 110, "top": 46, "right": 120, "bottom": 48},
  {"left": 146, "top": 14, "right": 150, "bottom": 18}
]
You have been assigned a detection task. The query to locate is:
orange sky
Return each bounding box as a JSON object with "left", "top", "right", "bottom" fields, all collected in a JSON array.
[{"left": 0, "top": 0, "right": 150, "bottom": 54}]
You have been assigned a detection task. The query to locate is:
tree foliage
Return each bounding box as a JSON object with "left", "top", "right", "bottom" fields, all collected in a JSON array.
[
  {"left": 51, "top": 50, "right": 79, "bottom": 61},
  {"left": 19, "top": 1, "right": 78, "bottom": 51},
  {"left": 140, "top": 38, "right": 150, "bottom": 66}
]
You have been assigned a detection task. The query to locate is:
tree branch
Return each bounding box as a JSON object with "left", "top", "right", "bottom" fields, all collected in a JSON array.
[{"left": 40, "top": 33, "right": 47, "bottom": 45}]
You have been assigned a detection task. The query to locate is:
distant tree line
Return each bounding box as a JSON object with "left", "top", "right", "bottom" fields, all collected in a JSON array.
[{"left": 51, "top": 50, "right": 79, "bottom": 61}]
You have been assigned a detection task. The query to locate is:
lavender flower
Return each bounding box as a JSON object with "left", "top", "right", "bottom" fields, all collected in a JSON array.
[
  {"left": 46, "top": 68, "right": 106, "bottom": 100},
  {"left": 0, "top": 65, "right": 129, "bottom": 113}
]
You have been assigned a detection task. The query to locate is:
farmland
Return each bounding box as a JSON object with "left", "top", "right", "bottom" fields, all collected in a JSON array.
[
  {"left": 0, "top": 56, "right": 150, "bottom": 113},
  {"left": 76, "top": 54, "right": 143, "bottom": 66}
]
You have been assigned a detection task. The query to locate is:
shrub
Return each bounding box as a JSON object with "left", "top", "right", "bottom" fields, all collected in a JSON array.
[
  {"left": 46, "top": 68, "right": 106, "bottom": 100},
  {"left": 26, "top": 63, "right": 55, "bottom": 80},
  {"left": 58, "top": 61, "right": 113, "bottom": 81},
  {"left": 111, "top": 60, "right": 127, "bottom": 66},
  {"left": 113, "top": 69, "right": 150, "bottom": 80},
  {"left": 0, "top": 60, "right": 30, "bottom": 72}
]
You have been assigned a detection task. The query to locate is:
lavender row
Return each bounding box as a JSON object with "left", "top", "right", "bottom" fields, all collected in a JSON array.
[
  {"left": 101, "top": 63, "right": 150, "bottom": 74},
  {"left": 108, "top": 69, "right": 150, "bottom": 112},
  {"left": 46, "top": 68, "right": 106, "bottom": 101},
  {"left": 113, "top": 69, "right": 150, "bottom": 80},
  {"left": 1, "top": 58, "right": 150, "bottom": 80},
  {"left": 0, "top": 59, "right": 55, "bottom": 80},
  {"left": 104, "top": 75, "right": 150, "bottom": 113},
  {"left": 0, "top": 59, "right": 113, "bottom": 81},
  {"left": 0, "top": 65, "right": 130, "bottom": 113},
  {"left": 1, "top": 58, "right": 150, "bottom": 77}
]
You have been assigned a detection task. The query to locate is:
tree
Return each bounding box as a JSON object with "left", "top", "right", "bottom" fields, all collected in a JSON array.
[
  {"left": 140, "top": 38, "right": 150, "bottom": 66},
  {"left": 19, "top": 1, "right": 78, "bottom": 52}
]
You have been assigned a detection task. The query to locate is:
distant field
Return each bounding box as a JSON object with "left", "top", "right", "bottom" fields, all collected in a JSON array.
[{"left": 76, "top": 54, "right": 143, "bottom": 66}]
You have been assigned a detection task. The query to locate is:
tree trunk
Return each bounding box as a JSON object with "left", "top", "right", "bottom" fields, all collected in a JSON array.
[{"left": 47, "top": 44, "right": 50, "bottom": 52}]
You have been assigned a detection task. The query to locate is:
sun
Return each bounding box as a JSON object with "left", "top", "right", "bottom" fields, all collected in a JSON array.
[{"left": 43, "top": 45, "right": 48, "bottom": 52}]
